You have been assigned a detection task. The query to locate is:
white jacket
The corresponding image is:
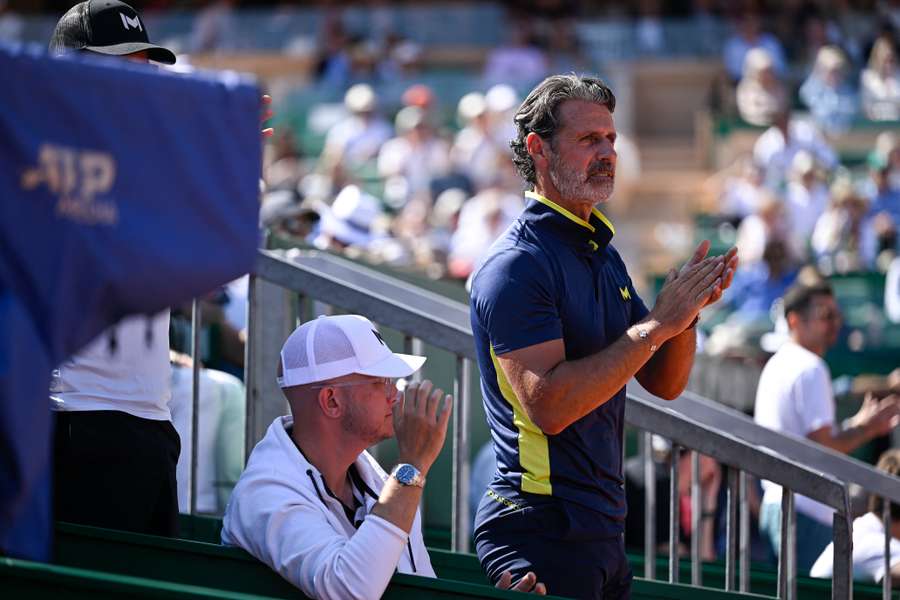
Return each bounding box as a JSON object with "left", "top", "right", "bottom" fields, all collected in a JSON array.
[{"left": 221, "top": 416, "right": 434, "bottom": 599}]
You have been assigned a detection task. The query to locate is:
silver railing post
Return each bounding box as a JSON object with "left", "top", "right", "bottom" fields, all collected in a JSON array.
[
  {"left": 778, "top": 489, "right": 797, "bottom": 600},
  {"left": 404, "top": 336, "right": 424, "bottom": 383},
  {"left": 403, "top": 335, "right": 425, "bottom": 522},
  {"left": 643, "top": 431, "right": 656, "bottom": 580},
  {"left": 832, "top": 509, "right": 852, "bottom": 600},
  {"left": 739, "top": 470, "right": 750, "bottom": 592},
  {"left": 244, "top": 274, "right": 293, "bottom": 463},
  {"left": 669, "top": 443, "right": 680, "bottom": 583},
  {"left": 725, "top": 467, "right": 739, "bottom": 591},
  {"left": 189, "top": 298, "right": 202, "bottom": 515},
  {"left": 451, "top": 355, "right": 471, "bottom": 553},
  {"left": 691, "top": 451, "right": 701, "bottom": 586}
]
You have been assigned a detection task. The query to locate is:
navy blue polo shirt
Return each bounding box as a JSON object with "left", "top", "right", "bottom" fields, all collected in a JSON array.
[{"left": 470, "top": 191, "right": 649, "bottom": 536}]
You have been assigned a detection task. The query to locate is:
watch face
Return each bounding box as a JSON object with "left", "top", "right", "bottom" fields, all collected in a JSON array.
[{"left": 395, "top": 464, "right": 415, "bottom": 484}]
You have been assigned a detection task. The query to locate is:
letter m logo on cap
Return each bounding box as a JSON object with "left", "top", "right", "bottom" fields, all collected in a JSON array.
[{"left": 120, "top": 12, "right": 142, "bottom": 31}]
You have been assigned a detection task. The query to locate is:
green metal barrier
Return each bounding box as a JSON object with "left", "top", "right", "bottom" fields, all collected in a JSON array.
[
  {"left": 54, "top": 522, "right": 568, "bottom": 600},
  {"left": 176, "top": 516, "right": 893, "bottom": 600},
  {"left": 54, "top": 522, "right": 769, "bottom": 600},
  {"left": 0, "top": 557, "right": 275, "bottom": 599}
]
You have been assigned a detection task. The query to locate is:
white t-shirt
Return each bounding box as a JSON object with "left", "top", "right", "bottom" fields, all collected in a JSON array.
[
  {"left": 170, "top": 365, "right": 245, "bottom": 515},
  {"left": 50, "top": 310, "right": 171, "bottom": 421},
  {"left": 754, "top": 340, "right": 835, "bottom": 524},
  {"left": 810, "top": 512, "right": 900, "bottom": 583}
]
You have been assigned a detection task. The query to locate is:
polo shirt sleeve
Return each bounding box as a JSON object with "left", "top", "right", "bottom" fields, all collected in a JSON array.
[{"left": 472, "top": 249, "right": 562, "bottom": 355}]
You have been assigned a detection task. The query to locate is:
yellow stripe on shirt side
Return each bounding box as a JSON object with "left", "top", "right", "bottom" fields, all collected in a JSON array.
[{"left": 490, "top": 345, "right": 552, "bottom": 496}]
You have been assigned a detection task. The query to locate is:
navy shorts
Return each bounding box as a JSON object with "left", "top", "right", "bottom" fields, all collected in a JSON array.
[{"left": 474, "top": 489, "right": 632, "bottom": 599}]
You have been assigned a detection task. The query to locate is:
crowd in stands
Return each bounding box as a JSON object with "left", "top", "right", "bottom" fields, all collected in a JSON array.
[{"left": 11, "top": 0, "right": 900, "bottom": 594}]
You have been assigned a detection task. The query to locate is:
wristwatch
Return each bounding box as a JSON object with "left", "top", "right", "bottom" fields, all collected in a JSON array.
[
  {"left": 638, "top": 328, "right": 658, "bottom": 352},
  {"left": 391, "top": 463, "right": 426, "bottom": 488}
]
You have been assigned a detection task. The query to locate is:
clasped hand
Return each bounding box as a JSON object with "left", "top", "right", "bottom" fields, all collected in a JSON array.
[{"left": 652, "top": 240, "right": 738, "bottom": 337}]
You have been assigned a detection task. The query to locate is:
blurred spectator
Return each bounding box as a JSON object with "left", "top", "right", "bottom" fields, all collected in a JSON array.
[
  {"left": 314, "top": 184, "right": 386, "bottom": 253},
  {"left": 812, "top": 179, "right": 877, "bottom": 273},
  {"left": 452, "top": 92, "right": 507, "bottom": 191},
  {"left": 735, "top": 194, "right": 790, "bottom": 267},
  {"left": 723, "top": 11, "right": 787, "bottom": 82},
  {"left": 170, "top": 355, "right": 245, "bottom": 516},
  {"left": 315, "top": 12, "right": 352, "bottom": 88},
  {"left": 484, "top": 84, "right": 520, "bottom": 169},
  {"left": 377, "top": 106, "right": 451, "bottom": 208},
  {"left": 401, "top": 84, "right": 437, "bottom": 114},
  {"left": 791, "top": 10, "right": 847, "bottom": 79},
  {"left": 755, "top": 279, "right": 900, "bottom": 574},
  {"left": 260, "top": 188, "right": 321, "bottom": 245},
  {"left": 635, "top": 0, "right": 665, "bottom": 56},
  {"left": 736, "top": 48, "right": 789, "bottom": 127},
  {"left": 861, "top": 37, "right": 900, "bottom": 121},
  {"left": 754, "top": 110, "right": 837, "bottom": 192},
  {"left": 784, "top": 150, "right": 831, "bottom": 256},
  {"left": 719, "top": 238, "right": 799, "bottom": 325},
  {"left": 483, "top": 19, "right": 548, "bottom": 87},
  {"left": 799, "top": 46, "right": 859, "bottom": 135},
  {"left": 320, "top": 84, "right": 392, "bottom": 179},
  {"left": 865, "top": 133, "right": 900, "bottom": 227},
  {"left": 719, "top": 158, "right": 768, "bottom": 220},
  {"left": 810, "top": 448, "right": 900, "bottom": 585},
  {"left": 448, "top": 187, "right": 523, "bottom": 280},
  {"left": 190, "top": 0, "right": 237, "bottom": 53},
  {"left": 264, "top": 130, "right": 306, "bottom": 192},
  {"left": 887, "top": 254, "right": 900, "bottom": 322},
  {"left": 377, "top": 33, "right": 424, "bottom": 83}
]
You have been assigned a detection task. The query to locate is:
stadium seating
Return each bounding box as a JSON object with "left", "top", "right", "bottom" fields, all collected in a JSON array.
[
  {"left": 47, "top": 518, "right": 897, "bottom": 600},
  {"left": 49, "top": 521, "right": 779, "bottom": 600}
]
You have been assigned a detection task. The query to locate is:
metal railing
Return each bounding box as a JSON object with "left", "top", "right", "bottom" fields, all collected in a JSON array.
[
  {"left": 634, "top": 385, "right": 900, "bottom": 600},
  {"left": 179, "top": 248, "right": 896, "bottom": 599}
]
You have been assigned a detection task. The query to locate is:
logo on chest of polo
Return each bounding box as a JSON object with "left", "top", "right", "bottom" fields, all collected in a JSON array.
[{"left": 619, "top": 286, "right": 631, "bottom": 301}]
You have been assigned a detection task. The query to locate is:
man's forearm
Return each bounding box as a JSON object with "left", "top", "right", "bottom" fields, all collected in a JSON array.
[
  {"left": 370, "top": 477, "right": 423, "bottom": 533},
  {"left": 810, "top": 422, "right": 874, "bottom": 454},
  {"left": 635, "top": 326, "right": 696, "bottom": 400},
  {"left": 519, "top": 320, "right": 668, "bottom": 434}
]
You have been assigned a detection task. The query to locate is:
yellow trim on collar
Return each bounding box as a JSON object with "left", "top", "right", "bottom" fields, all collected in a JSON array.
[
  {"left": 525, "top": 190, "right": 594, "bottom": 232},
  {"left": 591, "top": 207, "right": 616, "bottom": 236},
  {"left": 525, "top": 190, "right": 615, "bottom": 235}
]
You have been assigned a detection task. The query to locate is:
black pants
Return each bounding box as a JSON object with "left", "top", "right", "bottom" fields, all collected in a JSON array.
[
  {"left": 53, "top": 410, "right": 180, "bottom": 536},
  {"left": 475, "top": 492, "right": 632, "bottom": 599}
]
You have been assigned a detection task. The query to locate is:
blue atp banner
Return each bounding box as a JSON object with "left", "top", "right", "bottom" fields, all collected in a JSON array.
[{"left": 0, "top": 42, "right": 262, "bottom": 560}]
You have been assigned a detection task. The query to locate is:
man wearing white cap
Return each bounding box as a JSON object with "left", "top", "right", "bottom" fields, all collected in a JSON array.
[{"left": 221, "top": 315, "right": 544, "bottom": 599}]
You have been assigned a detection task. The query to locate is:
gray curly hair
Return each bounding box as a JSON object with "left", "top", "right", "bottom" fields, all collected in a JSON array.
[{"left": 510, "top": 74, "right": 616, "bottom": 187}]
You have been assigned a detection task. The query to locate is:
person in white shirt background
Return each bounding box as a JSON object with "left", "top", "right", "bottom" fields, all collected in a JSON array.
[
  {"left": 221, "top": 315, "right": 545, "bottom": 599},
  {"left": 811, "top": 448, "right": 900, "bottom": 585},
  {"left": 754, "top": 278, "right": 900, "bottom": 574}
]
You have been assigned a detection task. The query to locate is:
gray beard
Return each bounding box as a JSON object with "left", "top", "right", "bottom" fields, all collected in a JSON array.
[{"left": 548, "top": 153, "right": 615, "bottom": 207}]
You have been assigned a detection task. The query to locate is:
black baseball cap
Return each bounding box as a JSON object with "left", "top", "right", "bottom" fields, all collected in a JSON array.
[{"left": 49, "top": 0, "right": 176, "bottom": 64}]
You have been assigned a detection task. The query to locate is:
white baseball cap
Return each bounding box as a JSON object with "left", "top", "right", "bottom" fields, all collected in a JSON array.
[{"left": 277, "top": 315, "right": 426, "bottom": 388}]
